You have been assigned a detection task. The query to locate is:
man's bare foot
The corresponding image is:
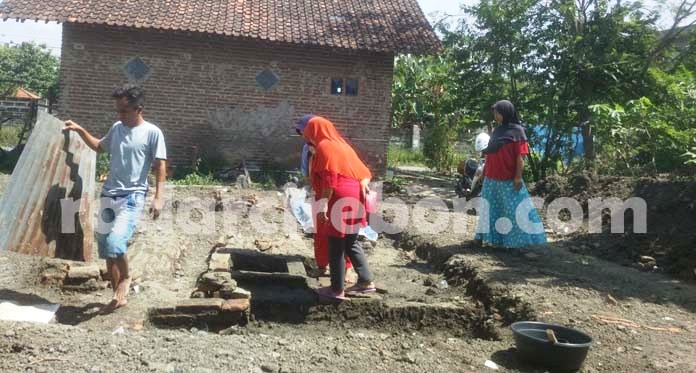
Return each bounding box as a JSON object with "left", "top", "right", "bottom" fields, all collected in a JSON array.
[
  {"left": 114, "top": 276, "right": 132, "bottom": 303},
  {"left": 100, "top": 298, "right": 128, "bottom": 315}
]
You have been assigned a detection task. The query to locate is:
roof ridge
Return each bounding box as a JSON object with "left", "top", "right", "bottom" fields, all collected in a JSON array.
[{"left": 0, "top": 0, "right": 442, "bottom": 54}]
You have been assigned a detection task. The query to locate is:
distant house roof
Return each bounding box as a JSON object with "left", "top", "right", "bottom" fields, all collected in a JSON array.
[
  {"left": 0, "top": 0, "right": 442, "bottom": 54},
  {"left": 14, "top": 87, "right": 40, "bottom": 99}
]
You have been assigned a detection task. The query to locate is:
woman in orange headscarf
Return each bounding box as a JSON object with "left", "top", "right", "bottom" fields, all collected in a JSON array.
[
  {"left": 299, "top": 115, "right": 376, "bottom": 301},
  {"left": 296, "top": 116, "right": 355, "bottom": 281}
]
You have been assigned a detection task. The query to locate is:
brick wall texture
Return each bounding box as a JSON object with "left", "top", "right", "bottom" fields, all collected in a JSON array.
[{"left": 58, "top": 23, "right": 394, "bottom": 174}]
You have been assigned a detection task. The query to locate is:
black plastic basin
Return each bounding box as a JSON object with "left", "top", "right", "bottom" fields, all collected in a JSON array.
[{"left": 511, "top": 321, "right": 593, "bottom": 372}]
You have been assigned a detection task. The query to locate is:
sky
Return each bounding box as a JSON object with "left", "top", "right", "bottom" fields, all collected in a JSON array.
[{"left": 0, "top": 0, "right": 687, "bottom": 57}]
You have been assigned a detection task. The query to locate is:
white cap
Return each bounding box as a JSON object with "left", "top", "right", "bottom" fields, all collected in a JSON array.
[{"left": 475, "top": 133, "right": 490, "bottom": 152}]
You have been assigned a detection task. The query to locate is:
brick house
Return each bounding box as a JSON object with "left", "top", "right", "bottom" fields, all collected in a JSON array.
[{"left": 0, "top": 1, "right": 440, "bottom": 174}]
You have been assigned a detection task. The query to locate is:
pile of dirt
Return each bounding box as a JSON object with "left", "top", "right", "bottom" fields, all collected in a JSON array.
[{"left": 532, "top": 174, "right": 696, "bottom": 281}]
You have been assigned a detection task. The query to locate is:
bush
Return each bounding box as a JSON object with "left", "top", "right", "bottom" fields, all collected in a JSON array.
[
  {"left": 0, "top": 126, "right": 22, "bottom": 148},
  {"left": 96, "top": 152, "right": 110, "bottom": 181},
  {"left": 197, "top": 154, "right": 233, "bottom": 176},
  {"left": 387, "top": 145, "right": 426, "bottom": 167},
  {"left": 591, "top": 96, "right": 696, "bottom": 175},
  {"left": 172, "top": 173, "right": 223, "bottom": 186},
  {"left": 423, "top": 121, "right": 458, "bottom": 173}
]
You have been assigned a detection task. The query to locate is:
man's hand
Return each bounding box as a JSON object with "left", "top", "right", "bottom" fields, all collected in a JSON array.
[
  {"left": 318, "top": 212, "right": 329, "bottom": 224},
  {"left": 149, "top": 197, "right": 163, "bottom": 220},
  {"left": 63, "top": 120, "right": 83, "bottom": 133},
  {"left": 151, "top": 163, "right": 167, "bottom": 220},
  {"left": 513, "top": 177, "right": 523, "bottom": 192},
  {"left": 360, "top": 178, "right": 371, "bottom": 196},
  {"left": 63, "top": 120, "right": 102, "bottom": 152}
]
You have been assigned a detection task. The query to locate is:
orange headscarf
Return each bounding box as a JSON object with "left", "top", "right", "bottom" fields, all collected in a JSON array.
[{"left": 303, "top": 116, "right": 372, "bottom": 192}]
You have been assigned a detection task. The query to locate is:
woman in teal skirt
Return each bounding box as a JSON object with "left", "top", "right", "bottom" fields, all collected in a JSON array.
[{"left": 475, "top": 100, "right": 547, "bottom": 249}]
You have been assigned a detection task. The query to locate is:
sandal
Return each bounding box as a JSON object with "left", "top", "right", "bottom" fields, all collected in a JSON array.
[
  {"left": 315, "top": 286, "right": 349, "bottom": 301},
  {"left": 345, "top": 284, "right": 377, "bottom": 296}
]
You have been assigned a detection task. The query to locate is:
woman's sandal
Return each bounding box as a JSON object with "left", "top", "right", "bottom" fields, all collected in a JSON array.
[
  {"left": 345, "top": 284, "right": 377, "bottom": 296},
  {"left": 315, "top": 286, "right": 349, "bottom": 301}
]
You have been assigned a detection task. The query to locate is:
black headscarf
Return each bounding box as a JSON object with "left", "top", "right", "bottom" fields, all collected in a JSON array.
[{"left": 483, "top": 100, "right": 528, "bottom": 154}]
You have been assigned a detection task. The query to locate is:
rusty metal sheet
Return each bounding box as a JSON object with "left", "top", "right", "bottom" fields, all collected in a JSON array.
[{"left": 0, "top": 112, "right": 96, "bottom": 261}]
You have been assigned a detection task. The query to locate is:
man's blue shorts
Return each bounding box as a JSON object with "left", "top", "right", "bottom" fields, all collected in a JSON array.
[{"left": 96, "top": 193, "right": 145, "bottom": 259}]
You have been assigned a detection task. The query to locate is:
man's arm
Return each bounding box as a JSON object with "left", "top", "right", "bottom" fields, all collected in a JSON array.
[
  {"left": 63, "top": 120, "right": 103, "bottom": 152},
  {"left": 150, "top": 159, "right": 166, "bottom": 220}
]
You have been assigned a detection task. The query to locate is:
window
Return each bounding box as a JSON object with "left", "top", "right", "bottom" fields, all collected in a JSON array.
[
  {"left": 125, "top": 57, "right": 151, "bottom": 82},
  {"left": 331, "top": 78, "right": 343, "bottom": 95},
  {"left": 256, "top": 69, "right": 280, "bottom": 91},
  {"left": 345, "top": 79, "right": 358, "bottom": 96},
  {"left": 331, "top": 78, "right": 358, "bottom": 96}
]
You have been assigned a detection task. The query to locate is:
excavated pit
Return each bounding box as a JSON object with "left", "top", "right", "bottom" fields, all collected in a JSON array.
[
  {"left": 228, "top": 249, "right": 506, "bottom": 338},
  {"left": 148, "top": 228, "right": 533, "bottom": 340}
]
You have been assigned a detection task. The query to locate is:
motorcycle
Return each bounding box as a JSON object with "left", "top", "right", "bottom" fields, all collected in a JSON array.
[
  {"left": 455, "top": 158, "right": 484, "bottom": 198},
  {"left": 455, "top": 132, "right": 489, "bottom": 199}
]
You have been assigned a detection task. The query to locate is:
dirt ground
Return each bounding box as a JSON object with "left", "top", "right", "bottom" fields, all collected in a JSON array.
[{"left": 1, "top": 172, "right": 696, "bottom": 373}]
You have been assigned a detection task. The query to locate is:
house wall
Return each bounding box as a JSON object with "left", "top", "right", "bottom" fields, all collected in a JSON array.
[{"left": 58, "top": 23, "right": 394, "bottom": 174}]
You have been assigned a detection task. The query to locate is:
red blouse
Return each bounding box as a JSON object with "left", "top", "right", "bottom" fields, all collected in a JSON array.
[
  {"left": 484, "top": 141, "right": 529, "bottom": 181},
  {"left": 316, "top": 171, "right": 366, "bottom": 238}
]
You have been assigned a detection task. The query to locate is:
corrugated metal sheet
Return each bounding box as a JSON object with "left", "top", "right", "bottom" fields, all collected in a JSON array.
[{"left": 0, "top": 112, "right": 96, "bottom": 261}]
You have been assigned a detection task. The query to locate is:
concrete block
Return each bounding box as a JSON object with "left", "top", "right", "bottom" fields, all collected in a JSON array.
[
  {"left": 67, "top": 264, "right": 100, "bottom": 281},
  {"left": 209, "top": 253, "right": 231, "bottom": 272},
  {"left": 286, "top": 260, "right": 307, "bottom": 277}
]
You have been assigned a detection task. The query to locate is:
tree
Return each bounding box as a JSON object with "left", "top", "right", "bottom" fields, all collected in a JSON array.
[
  {"left": 0, "top": 42, "right": 60, "bottom": 98},
  {"left": 392, "top": 1, "right": 696, "bottom": 178}
]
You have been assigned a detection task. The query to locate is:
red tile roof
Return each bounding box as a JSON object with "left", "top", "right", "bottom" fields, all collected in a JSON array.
[
  {"left": 0, "top": 0, "right": 441, "bottom": 54},
  {"left": 14, "top": 87, "right": 41, "bottom": 99}
]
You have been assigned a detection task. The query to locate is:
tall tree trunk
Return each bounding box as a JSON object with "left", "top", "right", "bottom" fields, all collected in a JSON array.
[{"left": 581, "top": 113, "right": 595, "bottom": 167}]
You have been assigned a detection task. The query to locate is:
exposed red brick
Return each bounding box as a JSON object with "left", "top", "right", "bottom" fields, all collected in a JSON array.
[
  {"left": 56, "top": 24, "right": 393, "bottom": 174},
  {"left": 221, "top": 298, "right": 250, "bottom": 313},
  {"left": 175, "top": 298, "right": 224, "bottom": 313}
]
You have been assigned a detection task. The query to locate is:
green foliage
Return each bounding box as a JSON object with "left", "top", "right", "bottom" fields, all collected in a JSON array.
[
  {"left": 172, "top": 173, "right": 223, "bottom": 186},
  {"left": 388, "top": 176, "right": 407, "bottom": 189},
  {"left": 196, "top": 154, "right": 232, "bottom": 176},
  {"left": 387, "top": 144, "right": 426, "bottom": 167},
  {"left": 0, "top": 42, "right": 59, "bottom": 97},
  {"left": 254, "top": 173, "right": 279, "bottom": 190},
  {"left": 590, "top": 65, "right": 696, "bottom": 174},
  {"left": 170, "top": 154, "right": 229, "bottom": 185},
  {"left": 0, "top": 127, "right": 21, "bottom": 148},
  {"left": 422, "top": 118, "right": 459, "bottom": 172},
  {"left": 96, "top": 152, "right": 110, "bottom": 180},
  {"left": 393, "top": 49, "right": 475, "bottom": 171},
  {"left": 391, "top": 0, "right": 696, "bottom": 178},
  {"left": 683, "top": 147, "right": 696, "bottom": 165}
]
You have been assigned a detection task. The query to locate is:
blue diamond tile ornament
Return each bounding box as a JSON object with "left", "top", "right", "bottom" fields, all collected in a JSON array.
[
  {"left": 125, "top": 57, "right": 152, "bottom": 82},
  {"left": 256, "top": 69, "right": 280, "bottom": 91}
]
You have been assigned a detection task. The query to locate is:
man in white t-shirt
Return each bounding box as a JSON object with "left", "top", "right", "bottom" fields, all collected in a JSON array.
[{"left": 64, "top": 84, "right": 167, "bottom": 312}]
